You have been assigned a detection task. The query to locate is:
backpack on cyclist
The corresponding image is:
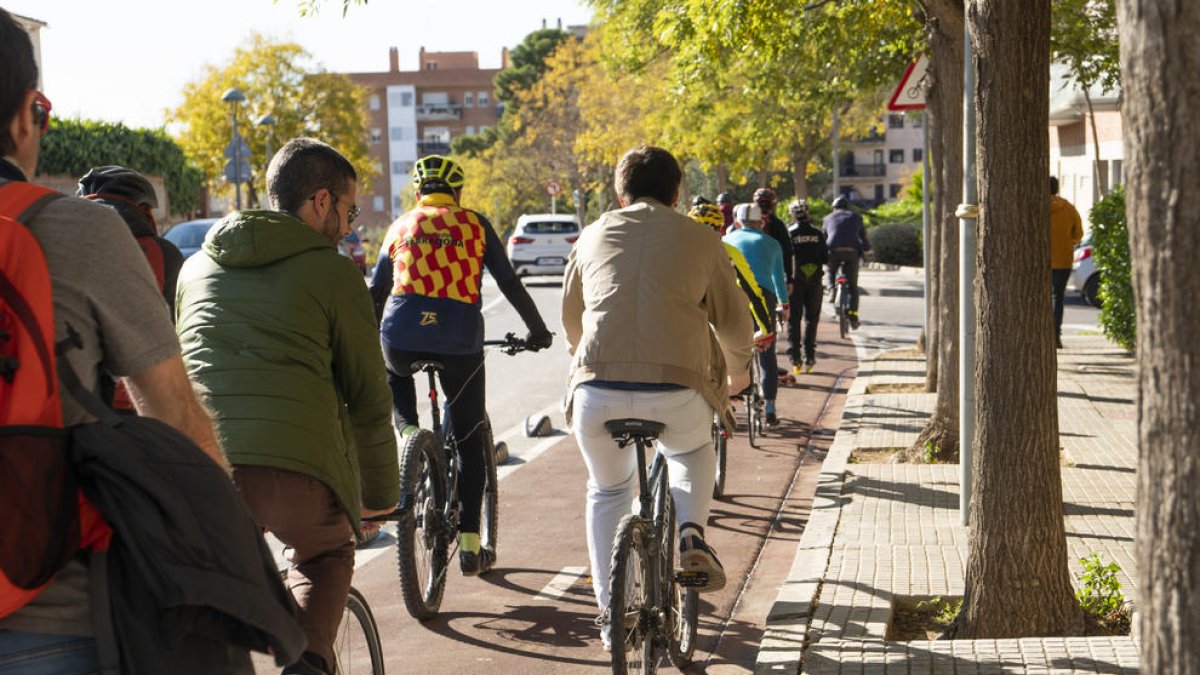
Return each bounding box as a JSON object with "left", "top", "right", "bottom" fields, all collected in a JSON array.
[{"left": 0, "top": 181, "right": 112, "bottom": 618}]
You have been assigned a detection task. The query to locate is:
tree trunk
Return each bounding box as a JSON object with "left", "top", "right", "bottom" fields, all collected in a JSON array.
[
  {"left": 716, "top": 164, "right": 729, "bottom": 193},
  {"left": 912, "top": 0, "right": 966, "bottom": 457},
  {"left": 1082, "top": 86, "right": 1107, "bottom": 198},
  {"left": 1120, "top": 0, "right": 1200, "bottom": 669},
  {"left": 791, "top": 140, "right": 812, "bottom": 200},
  {"left": 950, "top": 0, "right": 1082, "bottom": 638}
]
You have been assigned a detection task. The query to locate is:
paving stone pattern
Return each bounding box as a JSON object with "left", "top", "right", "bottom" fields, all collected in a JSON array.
[{"left": 755, "top": 335, "right": 1141, "bottom": 674}]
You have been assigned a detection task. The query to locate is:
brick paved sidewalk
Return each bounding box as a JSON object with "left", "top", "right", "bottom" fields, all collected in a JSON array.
[{"left": 756, "top": 334, "right": 1140, "bottom": 674}]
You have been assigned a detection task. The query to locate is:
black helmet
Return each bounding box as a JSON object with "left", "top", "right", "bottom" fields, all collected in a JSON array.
[
  {"left": 77, "top": 165, "right": 158, "bottom": 209},
  {"left": 716, "top": 192, "right": 734, "bottom": 205},
  {"left": 691, "top": 195, "right": 712, "bottom": 207},
  {"left": 831, "top": 196, "right": 850, "bottom": 210},
  {"left": 753, "top": 187, "right": 777, "bottom": 205}
]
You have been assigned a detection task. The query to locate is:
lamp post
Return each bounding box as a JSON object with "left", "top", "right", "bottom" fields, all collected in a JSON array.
[
  {"left": 257, "top": 114, "right": 276, "bottom": 208},
  {"left": 221, "top": 87, "right": 246, "bottom": 210}
]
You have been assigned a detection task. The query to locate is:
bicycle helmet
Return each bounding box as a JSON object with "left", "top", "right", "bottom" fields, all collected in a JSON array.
[
  {"left": 688, "top": 203, "right": 724, "bottom": 230},
  {"left": 788, "top": 198, "right": 809, "bottom": 219},
  {"left": 753, "top": 187, "right": 777, "bottom": 206},
  {"left": 411, "top": 154, "right": 465, "bottom": 192},
  {"left": 691, "top": 195, "right": 712, "bottom": 206},
  {"left": 77, "top": 165, "right": 158, "bottom": 209},
  {"left": 831, "top": 196, "right": 850, "bottom": 210},
  {"left": 716, "top": 192, "right": 734, "bottom": 205},
  {"left": 733, "top": 202, "right": 762, "bottom": 226}
]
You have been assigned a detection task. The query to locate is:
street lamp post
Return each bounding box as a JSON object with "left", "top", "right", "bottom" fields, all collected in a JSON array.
[
  {"left": 257, "top": 113, "right": 276, "bottom": 208},
  {"left": 221, "top": 87, "right": 246, "bottom": 210}
]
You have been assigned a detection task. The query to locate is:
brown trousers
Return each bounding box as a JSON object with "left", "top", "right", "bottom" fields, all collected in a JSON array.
[{"left": 234, "top": 466, "right": 353, "bottom": 673}]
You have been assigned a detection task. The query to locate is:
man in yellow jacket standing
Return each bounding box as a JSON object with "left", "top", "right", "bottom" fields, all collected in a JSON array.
[{"left": 1050, "top": 176, "right": 1084, "bottom": 349}]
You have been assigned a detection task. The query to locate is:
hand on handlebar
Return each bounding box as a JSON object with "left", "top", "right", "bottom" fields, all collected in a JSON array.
[
  {"left": 728, "top": 369, "right": 751, "bottom": 396},
  {"left": 753, "top": 331, "right": 775, "bottom": 353},
  {"left": 526, "top": 329, "right": 554, "bottom": 351}
]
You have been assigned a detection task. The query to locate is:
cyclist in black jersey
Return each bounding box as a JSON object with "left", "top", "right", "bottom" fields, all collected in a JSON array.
[{"left": 786, "top": 199, "right": 827, "bottom": 373}]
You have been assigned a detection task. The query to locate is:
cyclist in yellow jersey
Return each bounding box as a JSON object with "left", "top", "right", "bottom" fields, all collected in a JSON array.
[
  {"left": 369, "top": 155, "right": 552, "bottom": 576},
  {"left": 688, "top": 203, "right": 774, "bottom": 343}
]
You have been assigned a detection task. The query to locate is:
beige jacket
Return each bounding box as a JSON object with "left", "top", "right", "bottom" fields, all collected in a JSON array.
[{"left": 562, "top": 198, "right": 754, "bottom": 427}]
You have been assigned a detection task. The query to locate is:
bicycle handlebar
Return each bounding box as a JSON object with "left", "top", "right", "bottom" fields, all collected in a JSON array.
[{"left": 482, "top": 331, "right": 537, "bottom": 355}]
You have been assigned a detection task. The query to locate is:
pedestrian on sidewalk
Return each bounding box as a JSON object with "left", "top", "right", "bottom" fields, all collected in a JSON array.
[
  {"left": 787, "top": 198, "right": 827, "bottom": 373},
  {"left": 822, "top": 196, "right": 870, "bottom": 330},
  {"left": 176, "top": 138, "right": 400, "bottom": 675},
  {"left": 724, "top": 202, "right": 790, "bottom": 427},
  {"left": 1049, "top": 175, "right": 1083, "bottom": 349},
  {"left": 562, "top": 145, "right": 753, "bottom": 651}
]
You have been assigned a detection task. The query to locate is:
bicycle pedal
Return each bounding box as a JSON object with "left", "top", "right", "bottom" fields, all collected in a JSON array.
[{"left": 676, "top": 570, "right": 709, "bottom": 587}]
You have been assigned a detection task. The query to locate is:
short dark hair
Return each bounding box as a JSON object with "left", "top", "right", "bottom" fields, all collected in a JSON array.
[
  {"left": 0, "top": 9, "right": 39, "bottom": 157},
  {"left": 267, "top": 137, "right": 357, "bottom": 215},
  {"left": 1049, "top": 176, "right": 1059, "bottom": 196},
  {"left": 615, "top": 146, "right": 681, "bottom": 206}
]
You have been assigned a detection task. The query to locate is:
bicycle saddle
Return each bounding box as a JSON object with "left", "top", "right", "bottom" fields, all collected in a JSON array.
[
  {"left": 410, "top": 360, "right": 444, "bottom": 374},
  {"left": 604, "top": 418, "right": 665, "bottom": 439}
]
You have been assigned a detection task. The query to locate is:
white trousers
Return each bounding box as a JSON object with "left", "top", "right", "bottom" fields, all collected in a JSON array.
[{"left": 572, "top": 384, "right": 716, "bottom": 610}]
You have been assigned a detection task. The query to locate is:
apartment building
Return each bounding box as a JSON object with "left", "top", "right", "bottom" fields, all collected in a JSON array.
[
  {"left": 348, "top": 47, "right": 507, "bottom": 224},
  {"left": 1048, "top": 64, "right": 1122, "bottom": 227},
  {"left": 837, "top": 112, "right": 926, "bottom": 207},
  {"left": 13, "top": 12, "right": 46, "bottom": 89}
]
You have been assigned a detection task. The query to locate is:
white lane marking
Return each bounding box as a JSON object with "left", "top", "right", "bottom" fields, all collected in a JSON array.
[
  {"left": 497, "top": 433, "right": 570, "bottom": 482},
  {"left": 533, "top": 566, "right": 588, "bottom": 602},
  {"left": 493, "top": 401, "right": 561, "bottom": 446}
]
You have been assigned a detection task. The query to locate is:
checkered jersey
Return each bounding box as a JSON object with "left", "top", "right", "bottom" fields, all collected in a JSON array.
[{"left": 384, "top": 195, "right": 486, "bottom": 304}]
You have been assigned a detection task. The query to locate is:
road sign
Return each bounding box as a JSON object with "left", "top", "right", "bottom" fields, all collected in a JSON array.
[
  {"left": 545, "top": 180, "right": 562, "bottom": 197},
  {"left": 224, "top": 134, "right": 251, "bottom": 159},
  {"left": 888, "top": 54, "right": 929, "bottom": 111},
  {"left": 223, "top": 159, "right": 252, "bottom": 184}
]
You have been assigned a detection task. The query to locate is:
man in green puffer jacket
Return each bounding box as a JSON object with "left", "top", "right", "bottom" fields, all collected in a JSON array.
[{"left": 176, "top": 138, "right": 398, "bottom": 675}]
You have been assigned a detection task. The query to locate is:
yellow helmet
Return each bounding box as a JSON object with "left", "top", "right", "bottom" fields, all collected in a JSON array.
[
  {"left": 688, "top": 203, "right": 724, "bottom": 230},
  {"left": 411, "top": 155, "right": 465, "bottom": 191}
]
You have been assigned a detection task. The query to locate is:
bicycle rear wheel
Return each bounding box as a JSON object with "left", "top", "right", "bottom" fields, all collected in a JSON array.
[
  {"left": 837, "top": 290, "right": 850, "bottom": 339},
  {"left": 712, "top": 416, "right": 727, "bottom": 499},
  {"left": 479, "top": 414, "right": 500, "bottom": 569},
  {"left": 747, "top": 360, "right": 761, "bottom": 448},
  {"left": 335, "top": 587, "right": 385, "bottom": 675},
  {"left": 395, "top": 429, "right": 449, "bottom": 620},
  {"left": 653, "top": 463, "right": 697, "bottom": 668},
  {"left": 609, "top": 514, "right": 655, "bottom": 675}
]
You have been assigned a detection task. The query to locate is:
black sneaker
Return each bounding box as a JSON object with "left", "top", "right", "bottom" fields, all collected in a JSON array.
[
  {"left": 1056, "top": 335, "right": 1063, "bottom": 349},
  {"left": 460, "top": 545, "right": 496, "bottom": 577},
  {"left": 766, "top": 412, "right": 780, "bottom": 427},
  {"left": 282, "top": 652, "right": 330, "bottom": 675},
  {"left": 678, "top": 530, "right": 727, "bottom": 593},
  {"left": 804, "top": 356, "right": 816, "bottom": 373}
]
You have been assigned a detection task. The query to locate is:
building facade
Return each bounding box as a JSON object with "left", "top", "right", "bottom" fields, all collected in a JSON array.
[
  {"left": 348, "top": 47, "right": 507, "bottom": 225},
  {"left": 1048, "top": 64, "right": 1122, "bottom": 228},
  {"left": 13, "top": 12, "right": 46, "bottom": 90},
  {"left": 836, "top": 112, "right": 925, "bottom": 207}
]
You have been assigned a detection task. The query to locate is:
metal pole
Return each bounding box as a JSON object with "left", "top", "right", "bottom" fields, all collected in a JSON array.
[
  {"left": 232, "top": 107, "right": 242, "bottom": 211},
  {"left": 958, "top": 18, "right": 979, "bottom": 527},
  {"left": 831, "top": 107, "right": 841, "bottom": 199},
  {"left": 551, "top": 195, "right": 556, "bottom": 214},
  {"left": 922, "top": 109, "right": 931, "bottom": 342}
]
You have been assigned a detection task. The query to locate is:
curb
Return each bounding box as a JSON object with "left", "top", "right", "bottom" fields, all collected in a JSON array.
[{"left": 862, "top": 262, "right": 924, "bottom": 276}]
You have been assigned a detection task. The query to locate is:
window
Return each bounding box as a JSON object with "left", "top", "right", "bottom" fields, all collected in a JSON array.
[
  {"left": 889, "top": 183, "right": 902, "bottom": 199},
  {"left": 521, "top": 221, "right": 579, "bottom": 234},
  {"left": 389, "top": 126, "right": 414, "bottom": 141},
  {"left": 888, "top": 114, "right": 905, "bottom": 129},
  {"left": 426, "top": 62, "right": 437, "bottom": 71},
  {"left": 464, "top": 92, "right": 474, "bottom": 107},
  {"left": 466, "top": 126, "right": 475, "bottom": 135},
  {"left": 912, "top": 148, "right": 923, "bottom": 163},
  {"left": 370, "top": 128, "right": 382, "bottom": 144},
  {"left": 393, "top": 195, "right": 402, "bottom": 209},
  {"left": 889, "top": 149, "right": 905, "bottom": 164},
  {"left": 874, "top": 184, "right": 885, "bottom": 202},
  {"left": 373, "top": 195, "right": 384, "bottom": 212},
  {"left": 477, "top": 91, "right": 489, "bottom": 106},
  {"left": 392, "top": 161, "right": 406, "bottom": 175},
  {"left": 388, "top": 92, "right": 413, "bottom": 108},
  {"left": 912, "top": 114, "right": 922, "bottom": 127},
  {"left": 369, "top": 94, "right": 381, "bottom": 111}
]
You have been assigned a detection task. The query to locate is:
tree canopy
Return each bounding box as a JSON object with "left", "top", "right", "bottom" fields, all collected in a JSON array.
[{"left": 167, "top": 33, "right": 373, "bottom": 205}]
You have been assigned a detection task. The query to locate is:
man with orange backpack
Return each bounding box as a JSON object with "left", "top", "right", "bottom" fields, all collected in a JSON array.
[{"left": 0, "top": 9, "right": 240, "bottom": 671}]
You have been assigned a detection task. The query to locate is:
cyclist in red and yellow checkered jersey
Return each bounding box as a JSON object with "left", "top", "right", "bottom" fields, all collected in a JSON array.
[{"left": 369, "top": 155, "right": 552, "bottom": 575}]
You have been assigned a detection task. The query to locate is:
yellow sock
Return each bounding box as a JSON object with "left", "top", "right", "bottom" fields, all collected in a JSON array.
[{"left": 459, "top": 532, "right": 480, "bottom": 554}]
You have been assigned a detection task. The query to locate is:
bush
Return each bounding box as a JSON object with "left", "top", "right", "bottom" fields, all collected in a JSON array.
[
  {"left": 1090, "top": 186, "right": 1135, "bottom": 351},
  {"left": 867, "top": 199, "right": 922, "bottom": 227},
  {"left": 870, "top": 222, "right": 922, "bottom": 266}
]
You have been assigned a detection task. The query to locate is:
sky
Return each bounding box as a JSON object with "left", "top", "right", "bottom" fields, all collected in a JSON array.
[{"left": 8, "top": 0, "right": 594, "bottom": 129}]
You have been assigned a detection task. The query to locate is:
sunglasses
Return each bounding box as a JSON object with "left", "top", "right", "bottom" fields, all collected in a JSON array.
[
  {"left": 310, "top": 191, "right": 360, "bottom": 225},
  {"left": 31, "top": 91, "right": 52, "bottom": 135}
]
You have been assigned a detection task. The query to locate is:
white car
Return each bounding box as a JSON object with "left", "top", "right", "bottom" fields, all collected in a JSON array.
[
  {"left": 506, "top": 213, "right": 580, "bottom": 277},
  {"left": 1070, "top": 231, "right": 1101, "bottom": 307}
]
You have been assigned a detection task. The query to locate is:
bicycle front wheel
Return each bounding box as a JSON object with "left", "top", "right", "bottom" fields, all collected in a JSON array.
[
  {"left": 712, "top": 417, "right": 727, "bottom": 499},
  {"left": 395, "top": 429, "right": 449, "bottom": 620},
  {"left": 609, "top": 514, "right": 656, "bottom": 675},
  {"left": 335, "top": 587, "right": 385, "bottom": 675},
  {"left": 480, "top": 414, "right": 500, "bottom": 568},
  {"left": 747, "top": 361, "right": 761, "bottom": 448}
]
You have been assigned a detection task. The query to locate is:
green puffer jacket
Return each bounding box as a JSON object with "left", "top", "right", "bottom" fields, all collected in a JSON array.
[{"left": 176, "top": 209, "right": 399, "bottom": 531}]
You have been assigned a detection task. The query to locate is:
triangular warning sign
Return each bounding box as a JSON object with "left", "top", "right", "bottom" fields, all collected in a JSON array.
[{"left": 888, "top": 54, "right": 929, "bottom": 111}]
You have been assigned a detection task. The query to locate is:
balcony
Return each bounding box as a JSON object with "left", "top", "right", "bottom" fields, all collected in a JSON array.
[
  {"left": 847, "top": 129, "right": 886, "bottom": 144},
  {"left": 416, "top": 104, "right": 463, "bottom": 121},
  {"left": 839, "top": 163, "right": 887, "bottom": 178},
  {"left": 417, "top": 141, "right": 451, "bottom": 155}
]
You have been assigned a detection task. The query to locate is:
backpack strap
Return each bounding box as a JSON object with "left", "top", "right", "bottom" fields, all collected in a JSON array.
[{"left": 0, "top": 182, "right": 63, "bottom": 224}]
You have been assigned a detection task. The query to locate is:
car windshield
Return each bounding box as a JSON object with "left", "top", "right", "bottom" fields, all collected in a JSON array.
[
  {"left": 522, "top": 221, "right": 578, "bottom": 234},
  {"left": 165, "top": 222, "right": 213, "bottom": 248}
]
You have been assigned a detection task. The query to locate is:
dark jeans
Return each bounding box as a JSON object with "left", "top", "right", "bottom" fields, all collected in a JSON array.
[
  {"left": 759, "top": 291, "right": 779, "bottom": 403},
  {"left": 788, "top": 279, "right": 823, "bottom": 362},
  {"left": 234, "top": 466, "right": 353, "bottom": 673},
  {"left": 384, "top": 347, "right": 487, "bottom": 533},
  {"left": 1052, "top": 268, "right": 1072, "bottom": 336},
  {"left": 0, "top": 631, "right": 99, "bottom": 675},
  {"left": 827, "top": 249, "right": 861, "bottom": 313}
]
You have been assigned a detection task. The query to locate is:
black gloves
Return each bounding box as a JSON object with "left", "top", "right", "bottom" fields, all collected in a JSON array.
[{"left": 526, "top": 329, "right": 553, "bottom": 351}]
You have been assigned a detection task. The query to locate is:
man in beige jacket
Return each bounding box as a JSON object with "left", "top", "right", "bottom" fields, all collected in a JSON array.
[{"left": 562, "top": 145, "right": 754, "bottom": 651}]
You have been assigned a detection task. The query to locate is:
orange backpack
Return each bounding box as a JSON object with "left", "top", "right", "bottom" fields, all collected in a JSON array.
[{"left": 0, "top": 181, "right": 111, "bottom": 618}]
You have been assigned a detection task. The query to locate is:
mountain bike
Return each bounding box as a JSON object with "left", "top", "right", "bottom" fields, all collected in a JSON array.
[
  {"left": 832, "top": 270, "right": 852, "bottom": 339},
  {"left": 737, "top": 355, "right": 765, "bottom": 448},
  {"left": 711, "top": 410, "right": 728, "bottom": 498},
  {"left": 605, "top": 419, "right": 700, "bottom": 674},
  {"left": 394, "top": 333, "right": 534, "bottom": 620}
]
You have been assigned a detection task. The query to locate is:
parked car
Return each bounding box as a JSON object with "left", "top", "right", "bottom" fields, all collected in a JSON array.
[
  {"left": 338, "top": 230, "right": 368, "bottom": 275},
  {"left": 163, "top": 218, "right": 219, "bottom": 259},
  {"left": 1070, "top": 231, "right": 1101, "bottom": 307},
  {"left": 505, "top": 213, "right": 580, "bottom": 277}
]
